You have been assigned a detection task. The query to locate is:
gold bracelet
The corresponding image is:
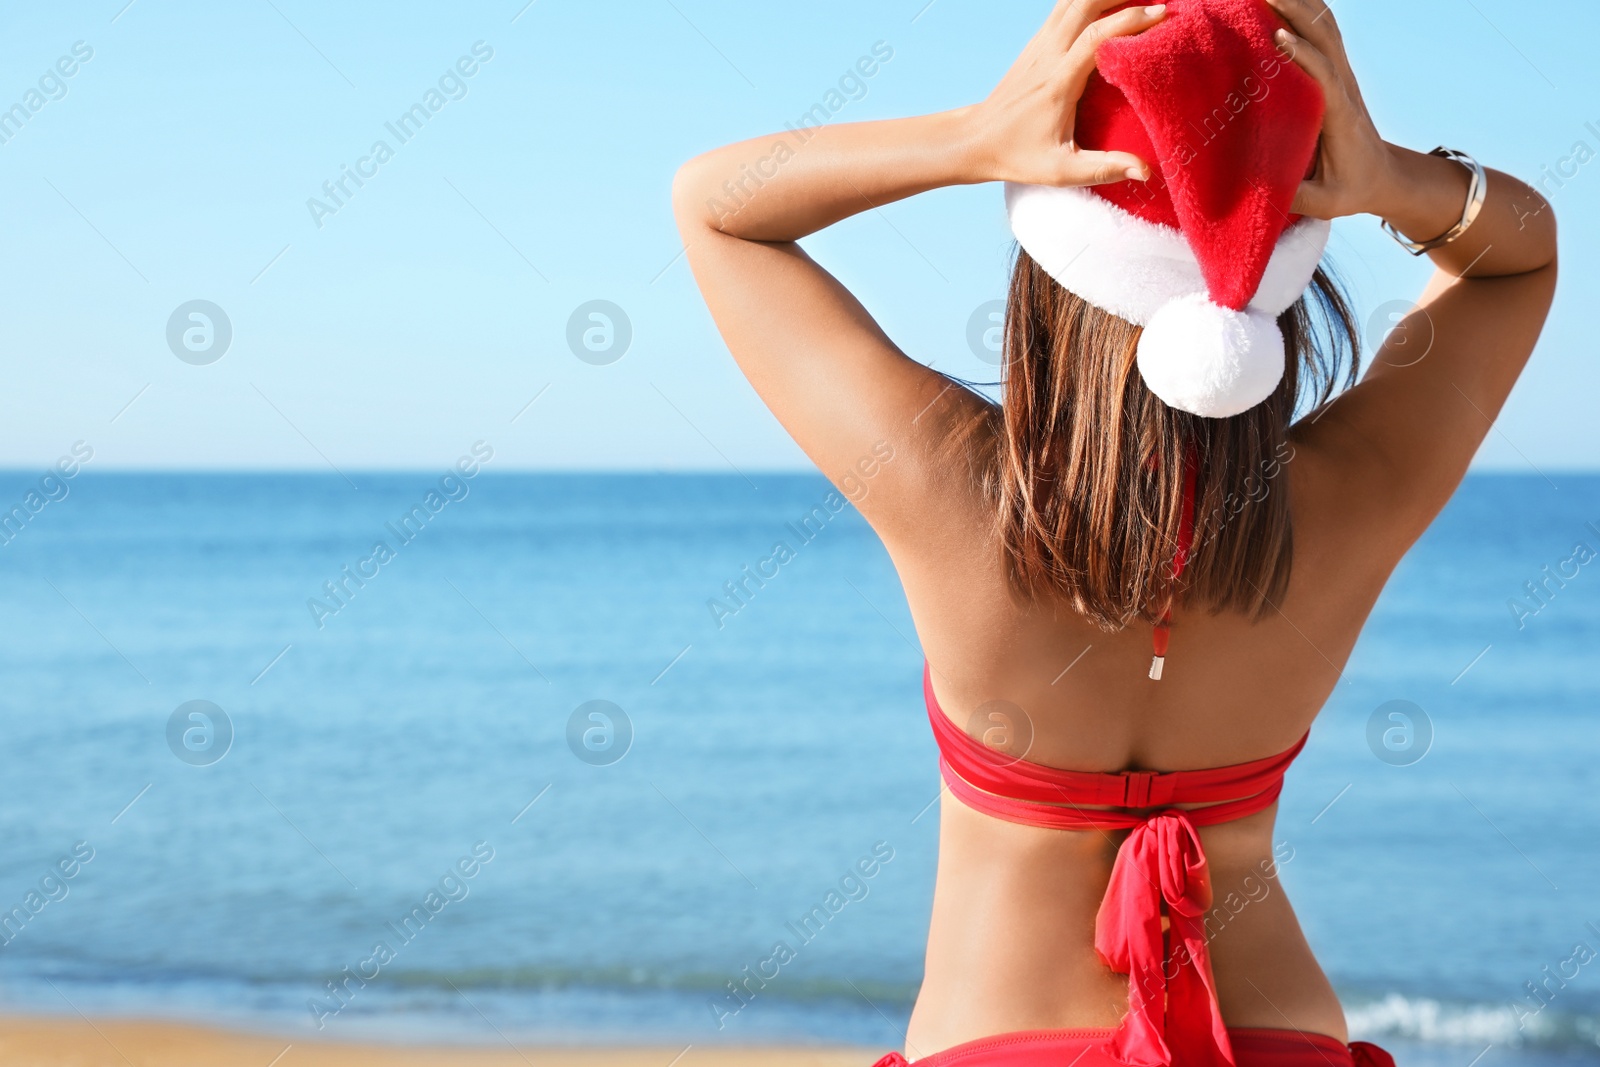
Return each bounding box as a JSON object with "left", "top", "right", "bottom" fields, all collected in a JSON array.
[{"left": 1381, "top": 147, "right": 1487, "bottom": 256}]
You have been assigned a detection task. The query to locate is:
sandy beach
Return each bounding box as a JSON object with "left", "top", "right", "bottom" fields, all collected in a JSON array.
[{"left": 0, "top": 1018, "right": 875, "bottom": 1067}]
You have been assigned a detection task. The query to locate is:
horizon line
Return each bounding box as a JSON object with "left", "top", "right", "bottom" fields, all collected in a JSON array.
[{"left": 0, "top": 466, "right": 1589, "bottom": 477}]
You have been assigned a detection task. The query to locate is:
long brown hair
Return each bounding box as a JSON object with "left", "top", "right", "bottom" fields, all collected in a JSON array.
[{"left": 953, "top": 250, "right": 1360, "bottom": 631}]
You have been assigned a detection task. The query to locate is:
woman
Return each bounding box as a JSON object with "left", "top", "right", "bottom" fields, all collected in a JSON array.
[{"left": 673, "top": 0, "right": 1557, "bottom": 1064}]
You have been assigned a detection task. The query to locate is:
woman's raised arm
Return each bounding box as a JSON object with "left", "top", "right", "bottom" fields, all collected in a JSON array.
[
  {"left": 671, "top": 1, "right": 1169, "bottom": 541},
  {"left": 1272, "top": 0, "right": 1560, "bottom": 553}
]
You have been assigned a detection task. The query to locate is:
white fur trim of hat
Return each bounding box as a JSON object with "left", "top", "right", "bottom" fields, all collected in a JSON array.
[{"left": 1005, "top": 182, "right": 1330, "bottom": 419}]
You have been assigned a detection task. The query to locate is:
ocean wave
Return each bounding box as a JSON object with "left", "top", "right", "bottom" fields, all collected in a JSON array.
[
  {"left": 1345, "top": 992, "right": 1600, "bottom": 1053},
  {"left": 14, "top": 961, "right": 1600, "bottom": 1055},
  {"left": 344, "top": 969, "right": 1600, "bottom": 1053},
  {"left": 6, "top": 958, "right": 922, "bottom": 1009},
  {"left": 365, "top": 963, "right": 922, "bottom": 1007}
]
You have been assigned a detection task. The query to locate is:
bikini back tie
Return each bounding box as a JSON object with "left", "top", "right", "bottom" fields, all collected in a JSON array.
[{"left": 925, "top": 663, "right": 1309, "bottom": 1067}]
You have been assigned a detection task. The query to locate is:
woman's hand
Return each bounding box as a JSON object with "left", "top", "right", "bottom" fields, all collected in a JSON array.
[
  {"left": 1265, "top": 0, "right": 1400, "bottom": 220},
  {"left": 968, "top": 0, "right": 1169, "bottom": 187}
]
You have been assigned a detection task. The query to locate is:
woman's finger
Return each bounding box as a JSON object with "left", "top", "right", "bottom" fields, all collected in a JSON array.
[
  {"left": 1063, "top": 146, "right": 1152, "bottom": 188},
  {"left": 1262, "top": 0, "right": 1344, "bottom": 59},
  {"left": 1061, "top": 5, "right": 1169, "bottom": 101},
  {"left": 1265, "top": 0, "right": 1365, "bottom": 100},
  {"left": 1049, "top": 141, "right": 1139, "bottom": 187},
  {"left": 1290, "top": 178, "right": 1336, "bottom": 220},
  {"left": 1274, "top": 28, "right": 1349, "bottom": 117},
  {"left": 1055, "top": 0, "right": 1146, "bottom": 44}
]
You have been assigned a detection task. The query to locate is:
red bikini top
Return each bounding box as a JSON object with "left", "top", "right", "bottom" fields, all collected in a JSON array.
[{"left": 924, "top": 662, "right": 1309, "bottom": 1067}]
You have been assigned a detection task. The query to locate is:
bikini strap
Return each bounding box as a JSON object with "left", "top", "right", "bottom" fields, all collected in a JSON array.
[{"left": 925, "top": 662, "right": 1308, "bottom": 830}]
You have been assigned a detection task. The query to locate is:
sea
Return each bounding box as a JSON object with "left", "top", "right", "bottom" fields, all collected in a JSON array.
[{"left": 0, "top": 470, "right": 1596, "bottom": 1067}]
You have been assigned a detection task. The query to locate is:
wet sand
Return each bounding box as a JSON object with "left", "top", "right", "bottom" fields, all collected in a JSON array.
[{"left": 0, "top": 1017, "right": 877, "bottom": 1067}]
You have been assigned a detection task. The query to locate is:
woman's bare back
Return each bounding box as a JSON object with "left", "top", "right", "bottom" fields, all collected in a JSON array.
[{"left": 896, "top": 436, "right": 1381, "bottom": 1054}]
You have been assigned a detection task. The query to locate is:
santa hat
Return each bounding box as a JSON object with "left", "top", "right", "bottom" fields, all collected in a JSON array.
[{"left": 1006, "top": 0, "right": 1329, "bottom": 419}]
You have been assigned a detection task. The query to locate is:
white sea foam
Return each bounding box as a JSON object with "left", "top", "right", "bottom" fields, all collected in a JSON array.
[{"left": 1345, "top": 992, "right": 1599, "bottom": 1051}]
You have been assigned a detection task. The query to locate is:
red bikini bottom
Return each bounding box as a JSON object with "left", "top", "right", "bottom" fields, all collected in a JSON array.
[{"left": 871, "top": 1027, "right": 1395, "bottom": 1067}]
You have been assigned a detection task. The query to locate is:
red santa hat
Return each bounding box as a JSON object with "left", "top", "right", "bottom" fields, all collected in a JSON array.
[{"left": 1006, "top": 0, "right": 1328, "bottom": 419}]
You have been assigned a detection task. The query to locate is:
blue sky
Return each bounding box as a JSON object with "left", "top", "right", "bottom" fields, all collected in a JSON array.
[{"left": 1, "top": 0, "right": 1594, "bottom": 472}]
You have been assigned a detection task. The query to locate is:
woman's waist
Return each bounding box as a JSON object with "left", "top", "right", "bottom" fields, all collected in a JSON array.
[
  {"left": 926, "top": 817, "right": 1306, "bottom": 965},
  {"left": 918, "top": 806, "right": 1337, "bottom": 1049},
  {"left": 915, "top": 896, "right": 1345, "bottom": 1059}
]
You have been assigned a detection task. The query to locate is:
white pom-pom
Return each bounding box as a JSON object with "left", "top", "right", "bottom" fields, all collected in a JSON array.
[{"left": 1135, "top": 294, "right": 1285, "bottom": 419}]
